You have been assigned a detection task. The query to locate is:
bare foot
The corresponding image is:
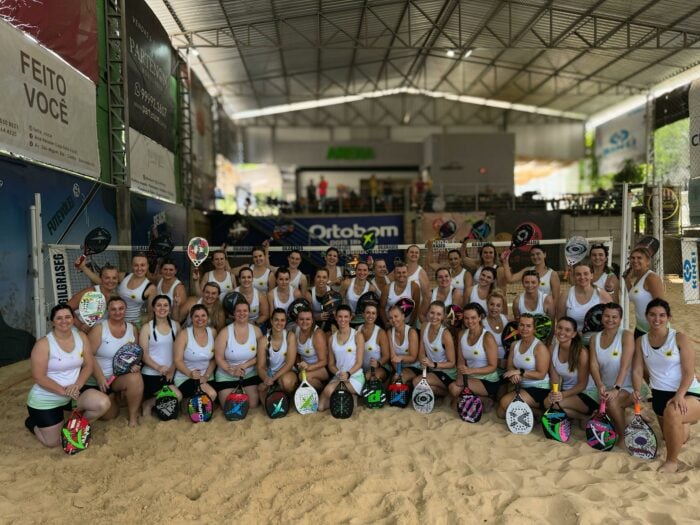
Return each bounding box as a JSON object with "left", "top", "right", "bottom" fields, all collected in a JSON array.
[
  {"left": 128, "top": 417, "right": 139, "bottom": 428},
  {"left": 658, "top": 461, "right": 678, "bottom": 473}
]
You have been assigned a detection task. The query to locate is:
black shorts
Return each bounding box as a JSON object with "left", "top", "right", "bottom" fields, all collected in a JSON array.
[
  {"left": 215, "top": 376, "right": 262, "bottom": 391},
  {"left": 178, "top": 379, "right": 214, "bottom": 398},
  {"left": 476, "top": 379, "right": 501, "bottom": 399},
  {"left": 80, "top": 383, "right": 113, "bottom": 396},
  {"left": 27, "top": 403, "right": 71, "bottom": 428},
  {"left": 523, "top": 387, "right": 549, "bottom": 409},
  {"left": 431, "top": 370, "right": 454, "bottom": 388},
  {"left": 577, "top": 393, "right": 600, "bottom": 415},
  {"left": 404, "top": 366, "right": 422, "bottom": 377},
  {"left": 142, "top": 374, "right": 171, "bottom": 399},
  {"left": 651, "top": 388, "right": 700, "bottom": 416}
]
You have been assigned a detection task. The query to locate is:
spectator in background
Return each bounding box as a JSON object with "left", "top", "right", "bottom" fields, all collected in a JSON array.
[
  {"left": 306, "top": 179, "right": 316, "bottom": 212},
  {"left": 382, "top": 178, "right": 393, "bottom": 212},
  {"left": 318, "top": 175, "right": 328, "bottom": 212},
  {"left": 369, "top": 174, "right": 379, "bottom": 211}
]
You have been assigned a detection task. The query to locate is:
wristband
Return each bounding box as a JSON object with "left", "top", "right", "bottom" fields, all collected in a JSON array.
[
  {"left": 519, "top": 368, "right": 525, "bottom": 376},
  {"left": 433, "top": 361, "right": 438, "bottom": 369},
  {"left": 614, "top": 385, "right": 621, "bottom": 391}
]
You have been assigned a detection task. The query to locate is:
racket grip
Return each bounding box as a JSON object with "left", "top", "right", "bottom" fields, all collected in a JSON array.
[
  {"left": 74, "top": 254, "right": 86, "bottom": 270},
  {"left": 634, "top": 401, "right": 642, "bottom": 415},
  {"left": 552, "top": 383, "right": 559, "bottom": 393},
  {"left": 105, "top": 375, "right": 116, "bottom": 387}
]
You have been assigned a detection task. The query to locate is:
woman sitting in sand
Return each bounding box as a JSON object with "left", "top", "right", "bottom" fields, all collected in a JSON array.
[
  {"left": 257, "top": 308, "right": 298, "bottom": 397},
  {"left": 632, "top": 298, "right": 700, "bottom": 473},
  {"left": 295, "top": 308, "right": 329, "bottom": 390},
  {"left": 359, "top": 302, "right": 391, "bottom": 383},
  {"left": 387, "top": 304, "right": 420, "bottom": 385},
  {"left": 415, "top": 301, "right": 456, "bottom": 398},
  {"left": 173, "top": 304, "right": 217, "bottom": 405}
]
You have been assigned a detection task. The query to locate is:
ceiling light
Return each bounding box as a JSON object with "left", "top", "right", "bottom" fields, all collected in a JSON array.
[
  {"left": 446, "top": 49, "right": 455, "bottom": 58},
  {"left": 463, "top": 49, "right": 473, "bottom": 59}
]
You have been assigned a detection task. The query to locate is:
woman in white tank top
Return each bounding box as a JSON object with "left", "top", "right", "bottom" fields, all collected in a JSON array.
[
  {"left": 512, "top": 270, "right": 553, "bottom": 320},
  {"left": 68, "top": 265, "right": 119, "bottom": 333},
  {"left": 403, "top": 244, "right": 430, "bottom": 301},
  {"left": 232, "top": 246, "right": 275, "bottom": 294},
  {"left": 25, "top": 304, "right": 110, "bottom": 448},
  {"left": 198, "top": 250, "right": 236, "bottom": 301},
  {"left": 425, "top": 268, "right": 463, "bottom": 323},
  {"left": 544, "top": 316, "right": 599, "bottom": 422},
  {"left": 632, "top": 299, "right": 700, "bottom": 473},
  {"left": 140, "top": 294, "right": 182, "bottom": 415},
  {"left": 323, "top": 247, "right": 344, "bottom": 292},
  {"left": 340, "top": 261, "right": 378, "bottom": 314},
  {"left": 267, "top": 268, "right": 301, "bottom": 316},
  {"left": 156, "top": 260, "right": 187, "bottom": 311},
  {"left": 236, "top": 267, "right": 269, "bottom": 328},
  {"left": 86, "top": 297, "right": 142, "bottom": 427},
  {"left": 294, "top": 308, "right": 329, "bottom": 390},
  {"left": 359, "top": 302, "right": 390, "bottom": 382},
  {"left": 461, "top": 242, "right": 506, "bottom": 289},
  {"left": 415, "top": 301, "right": 456, "bottom": 397},
  {"left": 256, "top": 308, "right": 298, "bottom": 396},
  {"left": 589, "top": 243, "right": 619, "bottom": 303},
  {"left": 387, "top": 303, "right": 421, "bottom": 384},
  {"left": 624, "top": 247, "right": 664, "bottom": 338},
  {"left": 557, "top": 261, "right": 612, "bottom": 333},
  {"left": 502, "top": 245, "right": 560, "bottom": 300},
  {"left": 482, "top": 290, "right": 509, "bottom": 371},
  {"left": 287, "top": 250, "right": 308, "bottom": 294},
  {"left": 426, "top": 244, "right": 473, "bottom": 292},
  {"left": 173, "top": 304, "right": 217, "bottom": 402},
  {"left": 464, "top": 266, "right": 497, "bottom": 313},
  {"left": 305, "top": 268, "right": 332, "bottom": 326},
  {"left": 588, "top": 303, "right": 635, "bottom": 438}
]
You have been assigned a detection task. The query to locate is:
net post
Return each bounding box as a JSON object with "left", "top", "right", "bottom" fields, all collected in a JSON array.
[
  {"left": 31, "top": 193, "right": 47, "bottom": 337},
  {"left": 653, "top": 181, "right": 664, "bottom": 280},
  {"left": 620, "top": 183, "right": 632, "bottom": 329}
]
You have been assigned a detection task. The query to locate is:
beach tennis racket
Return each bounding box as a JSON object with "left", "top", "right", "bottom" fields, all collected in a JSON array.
[
  {"left": 287, "top": 297, "right": 311, "bottom": 323},
  {"left": 147, "top": 234, "right": 175, "bottom": 272},
  {"left": 388, "top": 363, "right": 409, "bottom": 408},
  {"left": 565, "top": 235, "right": 590, "bottom": 267},
  {"left": 501, "top": 321, "right": 521, "bottom": 352},
  {"left": 457, "top": 375, "right": 483, "bottom": 423},
  {"left": 534, "top": 314, "right": 553, "bottom": 341},
  {"left": 446, "top": 305, "right": 463, "bottom": 328},
  {"left": 506, "top": 385, "right": 534, "bottom": 435},
  {"left": 356, "top": 291, "right": 379, "bottom": 314},
  {"left": 467, "top": 220, "right": 491, "bottom": 241},
  {"left": 585, "top": 399, "right": 617, "bottom": 451},
  {"left": 412, "top": 368, "right": 434, "bottom": 414},
  {"left": 265, "top": 365, "right": 289, "bottom": 419},
  {"left": 361, "top": 230, "right": 377, "bottom": 252},
  {"left": 330, "top": 379, "right": 354, "bottom": 419},
  {"left": 624, "top": 401, "right": 657, "bottom": 460},
  {"left": 622, "top": 236, "right": 660, "bottom": 277},
  {"left": 187, "top": 237, "right": 210, "bottom": 268},
  {"left": 74, "top": 227, "right": 111, "bottom": 271},
  {"left": 154, "top": 382, "right": 179, "bottom": 421},
  {"left": 223, "top": 380, "right": 250, "bottom": 421},
  {"left": 61, "top": 410, "right": 91, "bottom": 455},
  {"left": 320, "top": 290, "right": 343, "bottom": 331},
  {"left": 438, "top": 220, "right": 457, "bottom": 240},
  {"left": 222, "top": 291, "right": 248, "bottom": 317},
  {"left": 188, "top": 383, "right": 213, "bottom": 423},
  {"left": 361, "top": 366, "right": 386, "bottom": 409},
  {"left": 583, "top": 304, "right": 605, "bottom": 333},
  {"left": 394, "top": 297, "right": 416, "bottom": 319},
  {"left": 105, "top": 343, "right": 142, "bottom": 387},
  {"left": 541, "top": 384, "right": 571, "bottom": 442},
  {"left": 294, "top": 369, "right": 319, "bottom": 415},
  {"left": 78, "top": 290, "right": 106, "bottom": 327},
  {"left": 502, "top": 222, "right": 538, "bottom": 259}
]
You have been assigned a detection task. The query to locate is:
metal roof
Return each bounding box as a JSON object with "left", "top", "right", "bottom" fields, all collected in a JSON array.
[{"left": 147, "top": 0, "right": 700, "bottom": 125}]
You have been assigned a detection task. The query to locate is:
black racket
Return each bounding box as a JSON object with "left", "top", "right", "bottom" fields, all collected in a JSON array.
[{"left": 75, "top": 227, "right": 111, "bottom": 272}]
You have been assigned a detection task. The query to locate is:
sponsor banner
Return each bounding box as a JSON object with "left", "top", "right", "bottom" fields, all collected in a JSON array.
[
  {"left": 7, "top": 1, "right": 98, "bottom": 82},
  {"left": 49, "top": 247, "right": 73, "bottom": 305},
  {"left": 595, "top": 107, "right": 647, "bottom": 175},
  {"left": 421, "top": 212, "right": 488, "bottom": 243},
  {"left": 0, "top": 20, "right": 99, "bottom": 177},
  {"left": 126, "top": 0, "right": 175, "bottom": 150},
  {"left": 191, "top": 72, "right": 215, "bottom": 209},
  {"left": 129, "top": 128, "right": 176, "bottom": 202},
  {"left": 681, "top": 238, "right": 700, "bottom": 304},
  {"left": 294, "top": 215, "right": 404, "bottom": 248},
  {"left": 690, "top": 80, "right": 700, "bottom": 180}
]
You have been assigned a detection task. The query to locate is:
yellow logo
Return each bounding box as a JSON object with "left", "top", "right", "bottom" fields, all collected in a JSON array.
[
  {"left": 633, "top": 289, "right": 639, "bottom": 294},
  {"left": 525, "top": 357, "right": 531, "bottom": 362},
  {"left": 305, "top": 349, "right": 310, "bottom": 354},
  {"left": 130, "top": 294, "right": 136, "bottom": 299},
  {"left": 347, "top": 348, "right": 352, "bottom": 353},
  {"left": 473, "top": 350, "right": 479, "bottom": 355},
  {"left": 250, "top": 346, "right": 256, "bottom": 352},
  {"left": 540, "top": 281, "right": 545, "bottom": 287},
  {"left": 665, "top": 349, "right": 673, "bottom": 357}
]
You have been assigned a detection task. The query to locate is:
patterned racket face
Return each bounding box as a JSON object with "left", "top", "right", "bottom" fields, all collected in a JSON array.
[
  {"left": 395, "top": 297, "right": 416, "bottom": 318},
  {"left": 635, "top": 236, "right": 660, "bottom": 258},
  {"left": 154, "top": 386, "right": 179, "bottom": 421},
  {"left": 112, "top": 343, "right": 143, "bottom": 375},
  {"left": 188, "top": 391, "right": 213, "bottom": 423},
  {"left": 330, "top": 381, "right": 354, "bottom": 419},
  {"left": 271, "top": 221, "right": 294, "bottom": 241},
  {"left": 223, "top": 291, "right": 248, "bottom": 316},
  {"left": 565, "top": 235, "right": 589, "bottom": 266},
  {"left": 287, "top": 298, "right": 311, "bottom": 322},
  {"left": 361, "top": 230, "right": 377, "bottom": 251},
  {"left": 362, "top": 373, "right": 386, "bottom": 409},
  {"left": 61, "top": 410, "right": 91, "bottom": 455},
  {"left": 356, "top": 291, "right": 379, "bottom": 314},
  {"left": 187, "top": 237, "right": 210, "bottom": 268},
  {"left": 320, "top": 291, "right": 343, "bottom": 314},
  {"left": 468, "top": 220, "right": 491, "bottom": 241},
  {"left": 294, "top": 383, "right": 319, "bottom": 415},
  {"left": 83, "top": 227, "right": 111, "bottom": 256},
  {"left": 412, "top": 372, "right": 434, "bottom": 414},
  {"left": 541, "top": 405, "right": 571, "bottom": 442},
  {"left": 446, "top": 304, "right": 463, "bottom": 327},
  {"left": 534, "top": 314, "right": 553, "bottom": 341},
  {"left": 624, "top": 418, "right": 657, "bottom": 460},
  {"left": 79, "top": 291, "right": 106, "bottom": 327},
  {"left": 224, "top": 391, "right": 250, "bottom": 421},
  {"left": 583, "top": 304, "right": 605, "bottom": 333},
  {"left": 458, "top": 389, "right": 483, "bottom": 423},
  {"left": 506, "top": 389, "right": 534, "bottom": 434},
  {"left": 585, "top": 416, "right": 617, "bottom": 451},
  {"left": 388, "top": 381, "right": 409, "bottom": 408},
  {"left": 265, "top": 386, "right": 289, "bottom": 419},
  {"left": 438, "top": 220, "right": 457, "bottom": 239},
  {"left": 511, "top": 223, "right": 535, "bottom": 249},
  {"left": 501, "top": 321, "right": 521, "bottom": 351}
]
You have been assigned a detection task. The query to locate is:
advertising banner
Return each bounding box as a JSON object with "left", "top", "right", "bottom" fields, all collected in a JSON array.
[
  {"left": 0, "top": 20, "right": 99, "bottom": 177},
  {"left": 126, "top": 0, "right": 175, "bottom": 151},
  {"left": 129, "top": 127, "right": 177, "bottom": 202},
  {"left": 681, "top": 238, "right": 700, "bottom": 304},
  {"left": 595, "top": 107, "right": 647, "bottom": 175},
  {"left": 690, "top": 80, "right": 700, "bottom": 181}
]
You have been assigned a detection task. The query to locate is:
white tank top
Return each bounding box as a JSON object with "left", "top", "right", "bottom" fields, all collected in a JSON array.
[
  {"left": 473, "top": 264, "right": 497, "bottom": 282},
  {"left": 156, "top": 278, "right": 182, "bottom": 305},
  {"left": 362, "top": 325, "right": 381, "bottom": 369},
  {"left": 235, "top": 287, "right": 260, "bottom": 322},
  {"left": 451, "top": 268, "right": 468, "bottom": 291},
  {"left": 27, "top": 331, "right": 84, "bottom": 409},
  {"left": 216, "top": 323, "right": 258, "bottom": 381},
  {"left": 641, "top": 329, "right": 700, "bottom": 392},
  {"left": 391, "top": 325, "right": 419, "bottom": 368},
  {"left": 512, "top": 338, "right": 549, "bottom": 388},
  {"left": 289, "top": 269, "right": 303, "bottom": 290},
  {"left": 174, "top": 327, "right": 215, "bottom": 383},
  {"left": 332, "top": 328, "right": 358, "bottom": 372},
  {"left": 311, "top": 286, "right": 329, "bottom": 313},
  {"left": 566, "top": 287, "right": 601, "bottom": 332},
  {"left": 370, "top": 275, "right": 390, "bottom": 298},
  {"left": 267, "top": 330, "right": 289, "bottom": 376},
  {"left": 431, "top": 286, "right": 454, "bottom": 307},
  {"left": 461, "top": 329, "right": 488, "bottom": 368},
  {"left": 208, "top": 271, "right": 234, "bottom": 300},
  {"left": 629, "top": 270, "right": 654, "bottom": 332},
  {"left": 385, "top": 282, "right": 412, "bottom": 315},
  {"left": 469, "top": 286, "right": 489, "bottom": 311},
  {"left": 423, "top": 325, "right": 447, "bottom": 363},
  {"left": 518, "top": 291, "right": 546, "bottom": 316},
  {"left": 118, "top": 274, "right": 151, "bottom": 323},
  {"left": 250, "top": 265, "right": 271, "bottom": 293},
  {"left": 272, "top": 285, "right": 295, "bottom": 311},
  {"left": 537, "top": 268, "right": 554, "bottom": 296},
  {"left": 407, "top": 265, "right": 423, "bottom": 287},
  {"left": 142, "top": 320, "right": 178, "bottom": 376},
  {"left": 593, "top": 271, "right": 609, "bottom": 290},
  {"left": 296, "top": 326, "right": 319, "bottom": 365},
  {"left": 482, "top": 314, "right": 509, "bottom": 359},
  {"left": 552, "top": 341, "right": 595, "bottom": 391},
  {"left": 594, "top": 329, "right": 631, "bottom": 390},
  {"left": 346, "top": 278, "right": 370, "bottom": 313},
  {"left": 95, "top": 321, "right": 137, "bottom": 378}
]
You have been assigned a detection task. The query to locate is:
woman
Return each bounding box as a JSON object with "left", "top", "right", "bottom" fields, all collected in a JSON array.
[
  {"left": 502, "top": 245, "right": 559, "bottom": 300},
  {"left": 323, "top": 247, "right": 344, "bottom": 291},
  {"left": 360, "top": 302, "right": 391, "bottom": 382},
  {"left": 287, "top": 250, "right": 309, "bottom": 295},
  {"left": 415, "top": 301, "right": 456, "bottom": 398},
  {"left": 429, "top": 268, "right": 463, "bottom": 312},
  {"left": 140, "top": 295, "right": 182, "bottom": 416},
  {"left": 318, "top": 305, "right": 365, "bottom": 411},
  {"left": 340, "top": 261, "right": 378, "bottom": 314},
  {"left": 589, "top": 243, "right": 619, "bottom": 302},
  {"left": 464, "top": 266, "right": 497, "bottom": 313},
  {"left": 198, "top": 250, "right": 236, "bottom": 300},
  {"left": 633, "top": 298, "right": 700, "bottom": 473},
  {"left": 235, "top": 267, "right": 269, "bottom": 329},
  {"left": 86, "top": 297, "right": 143, "bottom": 427},
  {"left": 556, "top": 261, "right": 612, "bottom": 332},
  {"left": 179, "top": 282, "right": 226, "bottom": 332},
  {"left": 461, "top": 242, "right": 506, "bottom": 289},
  {"left": 295, "top": 308, "right": 330, "bottom": 390},
  {"left": 403, "top": 244, "right": 431, "bottom": 305},
  {"left": 544, "top": 317, "right": 599, "bottom": 422},
  {"left": 370, "top": 258, "right": 391, "bottom": 298},
  {"left": 233, "top": 246, "right": 275, "bottom": 294},
  {"left": 155, "top": 260, "right": 187, "bottom": 312},
  {"left": 68, "top": 264, "right": 119, "bottom": 333},
  {"left": 625, "top": 247, "right": 665, "bottom": 338},
  {"left": 214, "top": 301, "right": 264, "bottom": 409},
  {"left": 25, "top": 304, "right": 110, "bottom": 447},
  {"left": 173, "top": 304, "right": 217, "bottom": 403},
  {"left": 497, "top": 314, "right": 551, "bottom": 417},
  {"left": 305, "top": 268, "right": 331, "bottom": 327},
  {"left": 387, "top": 304, "right": 420, "bottom": 384},
  {"left": 512, "top": 270, "right": 554, "bottom": 320},
  {"left": 482, "top": 291, "right": 509, "bottom": 371},
  {"left": 267, "top": 267, "right": 301, "bottom": 313},
  {"left": 426, "top": 244, "right": 472, "bottom": 292},
  {"left": 589, "top": 302, "right": 635, "bottom": 438},
  {"left": 379, "top": 261, "right": 421, "bottom": 326},
  {"left": 257, "top": 308, "right": 298, "bottom": 396},
  {"left": 448, "top": 302, "right": 500, "bottom": 404}
]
